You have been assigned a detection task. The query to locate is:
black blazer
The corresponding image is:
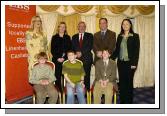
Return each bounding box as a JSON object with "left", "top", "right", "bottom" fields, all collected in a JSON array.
[
  {"left": 51, "top": 34, "right": 72, "bottom": 63},
  {"left": 111, "top": 33, "right": 140, "bottom": 67},
  {"left": 72, "top": 32, "right": 93, "bottom": 63}
]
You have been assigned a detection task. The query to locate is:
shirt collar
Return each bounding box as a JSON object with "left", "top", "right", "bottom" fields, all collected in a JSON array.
[
  {"left": 121, "top": 33, "right": 133, "bottom": 37},
  {"left": 79, "top": 32, "right": 84, "bottom": 35},
  {"left": 103, "top": 59, "right": 109, "bottom": 64},
  {"left": 101, "top": 29, "right": 107, "bottom": 34}
]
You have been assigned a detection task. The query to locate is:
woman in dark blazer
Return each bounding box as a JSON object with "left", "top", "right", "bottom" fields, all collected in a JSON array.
[
  {"left": 51, "top": 22, "right": 72, "bottom": 93},
  {"left": 112, "top": 19, "right": 140, "bottom": 104}
]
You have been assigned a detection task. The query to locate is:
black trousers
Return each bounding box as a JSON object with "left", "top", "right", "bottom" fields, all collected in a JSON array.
[
  {"left": 53, "top": 60, "right": 63, "bottom": 93},
  {"left": 83, "top": 61, "right": 92, "bottom": 91},
  {"left": 117, "top": 60, "right": 135, "bottom": 104}
]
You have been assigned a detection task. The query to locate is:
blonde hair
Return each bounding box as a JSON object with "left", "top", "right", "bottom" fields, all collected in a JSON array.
[
  {"left": 30, "top": 15, "right": 43, "bottom": 34},
  {"left": 56, "top": 22, "right": 68, "bottom": 34}
]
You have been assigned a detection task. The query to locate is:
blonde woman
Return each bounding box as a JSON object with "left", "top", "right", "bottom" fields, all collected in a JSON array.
[{"left": 26, "top": 15, "right": 48, "bottom": 77}]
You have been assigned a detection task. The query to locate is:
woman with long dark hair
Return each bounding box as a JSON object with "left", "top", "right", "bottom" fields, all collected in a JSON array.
[{"left": 112, "top": 19, "right": 140, "bottom": 104}]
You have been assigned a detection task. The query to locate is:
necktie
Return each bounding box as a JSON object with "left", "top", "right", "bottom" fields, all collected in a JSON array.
[
  {"left": 101, "top": 32, "right": 105, "bottom": 39},
  {"left": 79, "top": 33, "right": 83, "bottom": 48},
  {"left": 104, "top": 61, "right": 107, "bottom": 77}
]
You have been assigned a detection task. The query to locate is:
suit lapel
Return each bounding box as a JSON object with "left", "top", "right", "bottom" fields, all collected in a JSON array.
[
  {"left": 118, "top": 35, "right": 123, "bottom": 48},
  {"left": 100, "top": 60, "right": 105, "bottom": 73},
  {"left": 126, "top": 34, "right": 134, "bottom": 50},
  {"left": 127, "top": 35, "right": 133, "bottom": 46},
  {"left": 82, "top": 32, "right": 86, "bottom": 48},
  {"left": 76, "top": 33, "right": 80, "bottom": 48},
  {"left": 77, "top": 33, "right": 79, "bottom": 42},
  {"left": 106, "top": 60, "right": 112, "bottom": 73},
  {"left": 98, "top": 32, "right": 103, "bottom": 43},
  {"left": 104, "top": 29, "right": 108, "bottom": 39}
]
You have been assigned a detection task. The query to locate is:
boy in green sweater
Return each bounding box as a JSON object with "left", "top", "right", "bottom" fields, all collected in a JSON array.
[{"left": 62, "top": 50, "right": 86, "bottom": 104}]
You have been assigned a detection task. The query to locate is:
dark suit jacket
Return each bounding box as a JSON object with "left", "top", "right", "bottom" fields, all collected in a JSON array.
[
  {"left": 72, "top": 32, "right": 93, "bottom": 64},
  {"left": 95, "top": 59, "right": 117, "bottom": 85},
  {"left": 51, "top": 34, "right": 72, "bottom": 63},
  {"left": 111, "top": 33, "right": 140, "bottom": 67},
  {"left": 93, "top": 29, "right": 116, "bottom": 62}
]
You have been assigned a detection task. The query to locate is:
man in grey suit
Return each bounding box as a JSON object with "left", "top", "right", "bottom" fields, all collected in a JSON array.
[{"left": 93, "top": 18, "right": 116, "bottom": 63}]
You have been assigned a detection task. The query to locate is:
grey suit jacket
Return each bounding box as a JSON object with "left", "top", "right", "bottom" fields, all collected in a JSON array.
[{"left": 95, "top": 59, "right": 117, "bottom": 85}]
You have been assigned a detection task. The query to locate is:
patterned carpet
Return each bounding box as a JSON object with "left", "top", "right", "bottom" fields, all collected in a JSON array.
[
  {"left": 12, "top": 87, "right": 155, "bottom": 104},
  {"left": 133, "top": 87, "right": 155, "bottom": 104}
]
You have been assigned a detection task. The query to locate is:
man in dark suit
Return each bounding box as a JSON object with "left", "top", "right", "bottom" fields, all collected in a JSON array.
[
  {"left": 72, "top": 21, "right": 93, "bottom": 91},
  {"left": 93, "top": 18, "right": 116, "bottom": 63}
]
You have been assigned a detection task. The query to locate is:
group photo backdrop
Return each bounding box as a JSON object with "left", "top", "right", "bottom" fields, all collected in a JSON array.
[{"left": 5, "top": 5, "right": 155, "bottom": 103}]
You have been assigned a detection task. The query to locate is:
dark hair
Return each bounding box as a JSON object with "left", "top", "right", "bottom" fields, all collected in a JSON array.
[
  {"left": 102, "top": 48, "right": 110, "bottom": 54},
  {"left": 37, "top": 52, "right": 48, "bottom": 60},
  {"left": 99, "top": 18, "right": 108, "bottom": 23},
  {"left": 67, "top": 50, "right": 76, "bottom": 55},
  {"left": 120, "top": 18, "right": 134, "bottom": 35}
]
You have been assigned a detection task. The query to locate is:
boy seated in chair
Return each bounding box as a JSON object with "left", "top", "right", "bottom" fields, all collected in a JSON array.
[
  {"left": 62, "top": 50, "right": 86, "bottom": 104},
  {"left": 29, "top": 52, "right": 58, "bottom": 104},
  {"left": 93, "top": 49, "right": 118, "bottom": 104}
]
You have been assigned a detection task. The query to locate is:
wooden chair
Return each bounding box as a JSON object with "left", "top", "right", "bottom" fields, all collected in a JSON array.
[
  {"left": 32, "top": 61, "right": 61, "bottom": 104},
  {"left": 88, "top": 64, "right": 117, "bottom": 104}
]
